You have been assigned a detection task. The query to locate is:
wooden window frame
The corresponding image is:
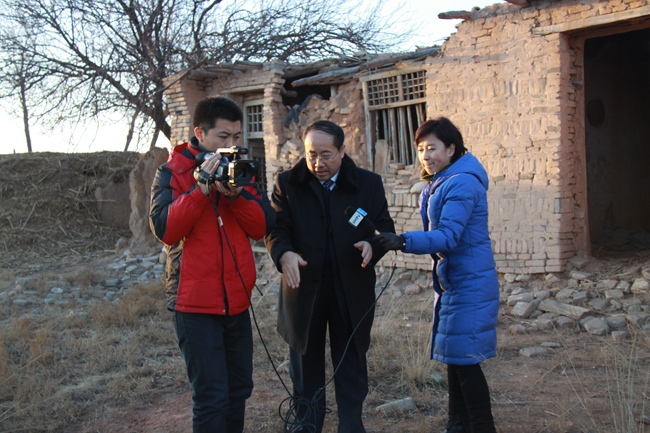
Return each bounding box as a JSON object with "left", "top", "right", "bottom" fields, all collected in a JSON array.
[
  {"left": 361, "top": 68, "right": 427, "bottom": 169},
  {"left": 243, "top": 100, "right": 264, "bottom": 145}
]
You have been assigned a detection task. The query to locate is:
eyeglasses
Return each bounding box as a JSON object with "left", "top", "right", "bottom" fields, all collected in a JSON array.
[{"left": 307, "top": 152, "right": 339, "bottom": 164}]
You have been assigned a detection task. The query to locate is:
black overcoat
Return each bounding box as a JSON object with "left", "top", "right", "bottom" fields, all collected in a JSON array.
[{"left": 265, "top": 155, "right": 395, "bottom": 356}]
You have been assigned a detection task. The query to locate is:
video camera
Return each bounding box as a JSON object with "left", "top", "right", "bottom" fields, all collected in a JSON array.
[{"left": 193, "top": 146, "right": 258, "bottom": 187}]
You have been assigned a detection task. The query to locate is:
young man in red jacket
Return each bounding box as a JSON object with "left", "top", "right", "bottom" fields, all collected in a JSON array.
[{"left": 150, "top": 96, "right": 275, "bottom": 432}]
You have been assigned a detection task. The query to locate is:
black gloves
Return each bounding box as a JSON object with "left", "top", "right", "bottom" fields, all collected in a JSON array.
[{"left": 377, "top": 233, "right": 406, "bottom": 251}]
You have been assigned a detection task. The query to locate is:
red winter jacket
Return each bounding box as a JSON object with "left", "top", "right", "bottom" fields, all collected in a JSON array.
[{"left": 149, "top": 138, "right": 275, "bottom": 315}]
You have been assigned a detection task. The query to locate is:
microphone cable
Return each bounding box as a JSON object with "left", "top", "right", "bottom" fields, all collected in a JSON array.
[
  {"left": 279, "top": 260, "right": 397, "bottom": 433},
  {"left": 209, "top": 188, "right": 397, "bottom": 432}
]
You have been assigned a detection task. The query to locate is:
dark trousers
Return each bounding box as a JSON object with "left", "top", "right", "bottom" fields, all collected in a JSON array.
[
  {"left": 289, "top": 279, "right": 368, "bottom": 433},
  {"left": 173, "top": 310, "right": 254, "bottom": 433},
  {"left": 447, "top": 363, "right": 496, "bottom": 433}
]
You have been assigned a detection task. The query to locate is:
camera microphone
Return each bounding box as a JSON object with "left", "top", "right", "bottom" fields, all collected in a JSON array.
[{"left": 344, "top": 207, "right": 380, "bottom": 236}]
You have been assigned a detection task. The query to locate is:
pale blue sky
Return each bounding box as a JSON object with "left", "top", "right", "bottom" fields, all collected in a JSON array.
[{"left": 0, "top": 0, "right": 502, "bottom": 154}]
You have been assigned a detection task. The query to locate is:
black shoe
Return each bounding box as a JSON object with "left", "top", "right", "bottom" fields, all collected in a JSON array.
[{"left": 441, "top": 417, "right": 467, "bottom": 433}]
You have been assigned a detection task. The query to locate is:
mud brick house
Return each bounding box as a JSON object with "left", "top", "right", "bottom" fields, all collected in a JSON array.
[{"left": 163, "top": 0, "right": 650, "bottom": 274}]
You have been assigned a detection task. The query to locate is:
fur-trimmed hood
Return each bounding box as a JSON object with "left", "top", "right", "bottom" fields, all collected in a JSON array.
[{"left": 287, "top": 154, "right": 360, "bottom": 194}]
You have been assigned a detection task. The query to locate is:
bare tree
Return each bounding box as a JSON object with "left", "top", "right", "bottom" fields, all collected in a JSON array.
[
  {"left": 0, "top": 30, "right": 47, "bottom": 153},
  {"left": 0, "top": 0, "right": 403, "bottom": 150}
]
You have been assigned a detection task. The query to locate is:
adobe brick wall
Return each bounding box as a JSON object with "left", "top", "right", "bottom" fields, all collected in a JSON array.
[
  {"left": 164, "top": 63, "right": 285, "bottom": 190},
  {"left": 271, "top": 80, "right": 368, "bottom": 172},
  {"left": 163, "top": 0, "right": 650, "bottom": 275},
  {"left": 164, "top": 76, "right": 209, "bottom": 147},
  {"left": 378, "top": 0, "right": 650, "bottom": 274}
]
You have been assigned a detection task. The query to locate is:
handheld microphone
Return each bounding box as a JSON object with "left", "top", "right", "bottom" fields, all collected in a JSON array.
[{"left": 344, "top": 207, "right": 380, "bottom": 236}]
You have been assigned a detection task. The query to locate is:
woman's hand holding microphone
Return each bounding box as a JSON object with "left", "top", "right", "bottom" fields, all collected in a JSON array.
[{"left": 377, "top": 233, "right": 406, "bottom": 251}]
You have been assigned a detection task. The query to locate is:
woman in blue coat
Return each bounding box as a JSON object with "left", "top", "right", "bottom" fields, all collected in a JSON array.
[{"left": 379, "top": 117, "right": 499, "bottom": 433}]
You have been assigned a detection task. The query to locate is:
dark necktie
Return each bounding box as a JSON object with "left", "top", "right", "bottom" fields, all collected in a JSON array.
[
  {"left": 321, "top": 178, "right": 335, "bottom": 281},
  {"left": 322, "top": 179, "right": 334, "bottom": 202},
  {"left": 322, "top": 179, "right": 334, "bottom": 191}
]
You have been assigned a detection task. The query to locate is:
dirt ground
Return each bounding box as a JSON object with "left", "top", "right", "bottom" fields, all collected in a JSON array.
[
  {"left": 65, "top": 249, "right": 650, "bottom": 433},
  {"left": 1, "top": 152, "right": 649, "bottom": 433},
  {"left": 72, "top": 313, "right": 650, "bottom": 433}
]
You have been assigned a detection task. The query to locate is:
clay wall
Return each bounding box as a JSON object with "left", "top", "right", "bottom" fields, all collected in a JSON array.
[
  {"left": 163, "top": 0, "right": 650, "bottom": 274},
  {"left": 375, "top": 0, "right": 650, "bottom": 273}
]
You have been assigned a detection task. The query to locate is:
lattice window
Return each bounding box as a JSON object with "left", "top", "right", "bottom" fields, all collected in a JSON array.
[
  {"left": 367, "top": 75, "right": 400, "bottom": 107},
  {"left": 367, "top": 70, "right": 425, "bottom": 108},
  {"left": 246, "top": 105, "right": 263, "bottom": 136},
  {"left": 402, "top": 71, "right": 425, "bottom": 101}
]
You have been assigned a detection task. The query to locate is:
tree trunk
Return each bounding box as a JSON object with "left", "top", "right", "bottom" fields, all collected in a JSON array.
[
  {"left": 150, "top": 127, "right": 160, "bottom": 149},
  {"left": 19, "top": 77, "right": 32, "bottom": 153},
  {"left": 156, "top": 116, "right": 171, "bottom": 140},
  {"left": 151, "top": 89, "right": 171, "bottom": 139},
  {"left": 124, "top": 108, "right": 140, "bottom": 151}
]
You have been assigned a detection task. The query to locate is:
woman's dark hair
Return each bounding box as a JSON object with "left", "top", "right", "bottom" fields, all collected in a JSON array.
[
  {"left": 302, "top": 120, "right": 345, "bottom": 150},
  {"left": 193, "top": 96, "right": 243, "bottom": 132},
  {"left": 414, "top": 117, "right": 467, "bottom": 163}
]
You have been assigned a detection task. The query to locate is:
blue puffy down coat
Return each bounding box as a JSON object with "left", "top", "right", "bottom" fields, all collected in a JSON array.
[{"left": 402, "top": 153, "right": 499, "bottom": 365}]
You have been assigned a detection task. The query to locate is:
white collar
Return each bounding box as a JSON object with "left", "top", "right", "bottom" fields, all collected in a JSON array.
[{"left": 320, "top": 170, "right": 340, "bottom": 185}]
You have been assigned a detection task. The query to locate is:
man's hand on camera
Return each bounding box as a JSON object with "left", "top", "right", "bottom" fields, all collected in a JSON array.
[
  {"left": 197, "top": 153, "right": 222, "bottom": 196},
  {"left": 377, "top": 233, "right": 406, "bottom": 251},
  {"left": 280, "top": 251, "right": 307, "bottom": 289},
  {"left": 215, "top": 181, "right": 243, "bottom": 201}
]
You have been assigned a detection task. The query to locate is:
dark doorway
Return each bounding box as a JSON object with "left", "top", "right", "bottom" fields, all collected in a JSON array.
[
  {"left": 247, "top": 138, "right": 266, "bottom": 193},
  {"left": 243, "top": 100, "right": 267, "bottom": 193},
  {"left": 585, "top": 27, "right": 650, "bottom": 252}
]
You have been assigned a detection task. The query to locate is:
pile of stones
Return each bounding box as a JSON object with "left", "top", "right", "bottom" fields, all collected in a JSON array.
[
  {"left": 503, "top": 258, "right": 650, "bottom": 346},
  {"left": 103, "top": 248, "right": 166, "bottom": 296},
  {"left": 1, "top": 247, "right": 165, "bottom": 313},
  {"left": 4, "top": 242, "right": 650, "bottom": 349}
]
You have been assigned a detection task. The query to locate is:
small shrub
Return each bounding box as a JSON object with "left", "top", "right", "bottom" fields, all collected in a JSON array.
[
  {"left": 0, "top": 271, "right": 16, "bottom": 292},
  {"left": 63, "top": 267, "right": 104, "bottom": 288},
  {"left": 90, "top": 281, "right": 161, "bottom": 328}
]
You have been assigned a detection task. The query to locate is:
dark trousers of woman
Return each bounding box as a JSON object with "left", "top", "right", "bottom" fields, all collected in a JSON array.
[{"left": 446, "top": 363, "right": 496, "bottom": 433}]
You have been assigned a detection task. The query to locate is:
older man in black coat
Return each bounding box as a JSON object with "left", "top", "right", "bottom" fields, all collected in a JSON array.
[{"left": 265, "top": 120, "right": 395, "bottom": 433}]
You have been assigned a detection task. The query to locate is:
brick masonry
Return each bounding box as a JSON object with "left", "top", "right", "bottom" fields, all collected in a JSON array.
[{"left": 163, "top": 0, "right": 650, "bottom": 274}]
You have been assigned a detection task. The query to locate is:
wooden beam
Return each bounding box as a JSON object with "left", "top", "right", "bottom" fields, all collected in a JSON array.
[
  {"left": 505, "top": 0, "right": 529, "bottom": 6},
  {"left": 359, "top": 67, "right": 426, "bottom": 82},
  {"left": 222, "top": 84, "right": 267, "bottom": 94},
  {"left": 362, "top": 81, "right": 373, "bottom": 170},
  {"left": 291, "top": 66, "right": 359, "bottom": 87},
  {"left": 293, "top": 47, "right": 439, "bottom": 87},
  {"left": 438, "top": 10, "right": 471, "bottom": 20},
  {"left": 367, "top": 98, "right": 427, "bottom": 111},
  {"left": 191, "top": 69, "right": 230, "bottom": 78},
  {"left": 532, "top": 5, "right": 650, "bottom": 35},
  {"left": 360, "top": 47, "right": 439, "bottom": 71},
  {"left": 233, "top": 60, "right": 263, "bottom": 69}
]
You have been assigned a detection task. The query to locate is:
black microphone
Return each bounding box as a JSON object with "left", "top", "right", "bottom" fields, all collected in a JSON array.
[{"left": 344, "top": 207, "right": 380, "bottom": 236}]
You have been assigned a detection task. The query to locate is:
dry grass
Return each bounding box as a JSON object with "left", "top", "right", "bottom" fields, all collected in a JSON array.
[
  {"left": 0, "top": 272, "right": 15, "bottom": 292},
  {"left": 556, "top": 331, "right": 650, "bottom": 433},
  {"left": 0, "top": 275, "right": 183, "bottom": 432},
  {"left": 366, "top": 291, "right": 445, "bottom": 429},
  {"left": 2, "top": 261, "right": 649, "bottom": 432},
  {"left": 63, "top": 268, "right": 104, "bottom": 289}
]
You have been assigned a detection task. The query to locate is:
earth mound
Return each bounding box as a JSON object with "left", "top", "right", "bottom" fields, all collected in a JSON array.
[{"left": 0, "top": 151, "right": 139, "bottom": 274}]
